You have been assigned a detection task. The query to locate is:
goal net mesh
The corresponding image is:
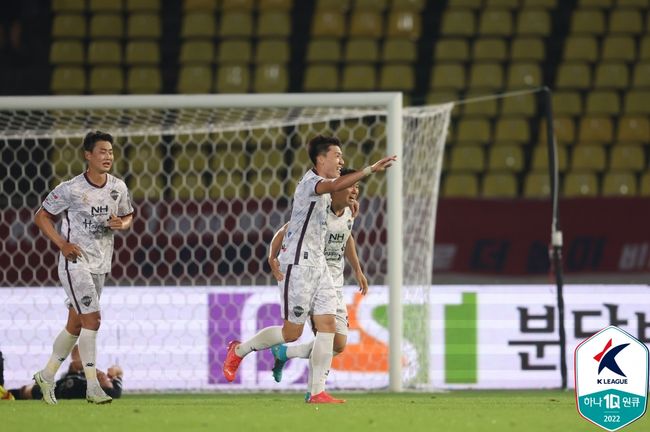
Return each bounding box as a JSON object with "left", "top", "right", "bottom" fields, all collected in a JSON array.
[{"left": 0, "top": 100, "right": 452, "bottom": 391}]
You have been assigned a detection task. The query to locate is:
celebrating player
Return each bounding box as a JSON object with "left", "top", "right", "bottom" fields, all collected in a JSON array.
[
  {"left": 268, "top": 168, "right": 368, "bottom": 400},
  {"left": 33, "top": 130, "right": 133, "bottom": 405},
  {"left": 223, "top": 135, "right": 395, "bottom": 404}
]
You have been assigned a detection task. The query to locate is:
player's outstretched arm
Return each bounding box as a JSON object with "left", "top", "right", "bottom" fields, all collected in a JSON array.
[
  {"left": 345, "top": 235, "right": 368, "bottom": 295},
  {"left": 34, "top": 208, "right": 82, "bottom": 261},
  {"left": 107, "top": 213, "right": 133, "bottom": 231},
  {"left": 268, "top": 223, "right": 288, "bottom": 282},
  {"left": 316, "top": 155, "right": 397, "bottom": 195}
]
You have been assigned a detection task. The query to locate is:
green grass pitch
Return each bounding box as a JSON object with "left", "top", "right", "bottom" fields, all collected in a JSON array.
[{"left": 3, "top": 391, "right": 648, "bottom": 432}]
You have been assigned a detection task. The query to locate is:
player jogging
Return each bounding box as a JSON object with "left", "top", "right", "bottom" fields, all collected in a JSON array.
[
  {"left": 223, "top": 135, "right": 395, "bottom": 404},
  {"left": 268, "top": 167, "right": 368, "bottom": 400},
  {"left": 33, "top": 130, "right": 133, "bottom": 405}
]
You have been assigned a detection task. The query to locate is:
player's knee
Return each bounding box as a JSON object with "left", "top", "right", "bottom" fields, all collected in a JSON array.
[
  {"left": 281, "top": 324, "right": 302, "bottom": 342},
  {"left": 333, "top": 344, "right": 345, "bottom": 355}
]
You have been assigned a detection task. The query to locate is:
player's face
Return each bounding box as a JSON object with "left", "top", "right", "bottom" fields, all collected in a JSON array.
[
  {"left": 332, "top": 181, "right": 359, "bottom": 207},
  {"left": 320, "top": 145, "right": 344, "bottom": 179},
  {"left": 85, "top": 140, "right": 114, "bottom": 174}
]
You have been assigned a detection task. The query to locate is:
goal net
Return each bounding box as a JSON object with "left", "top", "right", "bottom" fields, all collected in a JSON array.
[{"left": 0, "top": 94, "right": 452, "bottom": 392}]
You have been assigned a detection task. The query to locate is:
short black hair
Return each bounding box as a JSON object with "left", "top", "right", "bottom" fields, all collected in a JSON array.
[
  {"left": 340, "top": 167, "right": 356, "bottom": 176},
  {"left": 307, "top": 135, "right": 341, "bottom": 165},
  {"left": 83, "top": 131, "right": 113, "bottom": 153}
]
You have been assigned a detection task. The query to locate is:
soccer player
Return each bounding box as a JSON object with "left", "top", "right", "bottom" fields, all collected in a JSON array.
[
  {"left": 32, "top": 130, "right": 133, "bottom": 405},
  {"left": 268, "top": 168, "right": 368, "bottom": 400},
  {"left": 223, "top": 135, "right": 395, "bottom": 404}
]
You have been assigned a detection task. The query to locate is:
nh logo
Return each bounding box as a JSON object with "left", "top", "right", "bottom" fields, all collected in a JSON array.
[
  {"left": 91, "top": 205, "right": 108, "bottom": 215},
  {"left": 329, "top": 233, "right": 345, "bottom": 242}
]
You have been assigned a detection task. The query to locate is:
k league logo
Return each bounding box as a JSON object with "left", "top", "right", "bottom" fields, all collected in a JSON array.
[{"left": 575, "top": 326, "right": 649, "bottom": 431}]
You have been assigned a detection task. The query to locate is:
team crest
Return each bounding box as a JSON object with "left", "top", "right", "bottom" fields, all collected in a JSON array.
[
  {"left": 293, "top": 306, "right": 304, "bottom": 317},
  {"left": 80, "top": 296, "right": 93, "bottom": 307},
  {"left": 110, "top": 189, "right": 119, "bottom": 201}
]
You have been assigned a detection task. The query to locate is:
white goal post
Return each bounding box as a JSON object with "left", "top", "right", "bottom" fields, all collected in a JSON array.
[{"left": 0, "top": 93, "right": 452, "bottom": 392}]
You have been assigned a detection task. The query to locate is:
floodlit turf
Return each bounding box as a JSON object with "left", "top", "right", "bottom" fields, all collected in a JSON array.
[{"left": 2, "top": 391, "right": 648, "bottom": 432}]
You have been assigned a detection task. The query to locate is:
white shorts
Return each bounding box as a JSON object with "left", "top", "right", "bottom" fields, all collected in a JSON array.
[
  {"left": 334, "top": 288, "right": 348, "bottom": 336},
  {"left": 279, "top": 263, "right": 336, "bottom": 324},
  {"left": 58, "top": 267, "right": 105, "bottom": 314}
]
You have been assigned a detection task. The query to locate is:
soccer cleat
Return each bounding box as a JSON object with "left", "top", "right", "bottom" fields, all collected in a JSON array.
[
  {"left": 223, "top": 340, "right": 243, "bottom": 382},
  {"left": 33, "top": 371, "right": 57, "bottom": 405},
  {"left": 270, "top": 344, "right": 288, "bottom": 383},
  {"left": 308, "top": 391, "right": 346, "bottom": 404},
  {"left": 86, "top": 387, "right": 112, "bottom": 405},
  {"left": 304, "top": 392, "right": 311, "bottom": 402},
  {"left": 0, "top": 385, "right": 15, "bottom": 401}
]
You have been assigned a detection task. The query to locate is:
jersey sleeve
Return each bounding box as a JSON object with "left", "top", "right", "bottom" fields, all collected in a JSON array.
[
  {"left": 117, "top": 181, "right": 134, "bottom": 217},
  {"left": 300, "top": 171, "right": 326, "bottom": 197},
  {"left": 41, "top": 181, "right": 71, "bottom": 215}
]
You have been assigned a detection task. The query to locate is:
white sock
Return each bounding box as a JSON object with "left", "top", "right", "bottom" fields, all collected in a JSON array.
[
  {"left": 78, "top": 328, "right": 101, "bottom": 391},
  {"left": 42, "top": 329, "right": 78, "bottom": 382},
  {"left": 287, "top": 341, "right": 314, "bottom": 359},
  {"left": 235, "top": 326, "right": 285, "bottom": 357},
  {"left": 309, "top": 332, "right": 335, "bottom": 396}
]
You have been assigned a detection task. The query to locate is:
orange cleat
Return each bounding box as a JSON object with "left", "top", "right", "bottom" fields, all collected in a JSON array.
[
  {"left": 223, "top": 340, "right": 243, "bottom": 382},
  {"left": 308, "top": 391, "right": 346, "bottom": 404}
]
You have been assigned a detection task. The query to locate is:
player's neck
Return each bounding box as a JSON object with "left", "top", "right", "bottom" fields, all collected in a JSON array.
[
  {"left": 85, "top": 168, "right": 107, "bottom": 187},
  {"left": 330, "top": 203, "right": 345, "bottom": 216}
]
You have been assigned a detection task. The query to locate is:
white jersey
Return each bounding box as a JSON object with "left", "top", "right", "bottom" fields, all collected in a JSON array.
[
  {"left": 278, "top": 169, "right": 331, "bottom": 267},
  {"left": 41, "top": 173, "right": 134, "bottom": 274},
  {"left": 324, "top": 207, "right": 353, "bottom": 288}
]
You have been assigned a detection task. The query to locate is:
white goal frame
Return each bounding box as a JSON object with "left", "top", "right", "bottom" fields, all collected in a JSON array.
[{"left": 1, "top": 92, "right": 406, "bottom": 392}]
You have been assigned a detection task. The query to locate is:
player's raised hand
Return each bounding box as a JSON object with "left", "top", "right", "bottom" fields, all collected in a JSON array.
[
  {"left": 60, "top": 241, "right": 82, "bottom": 262},
  {"left": 370, "top": 155, "right": 397, "bottom": 173},
  {"left": 355, "top": 270, "right": 369, "bottom": 295},
  {"left": 350, "top": 199, "right": 360, "bottom": 218},
  {"left": 269, "top": 257, "right": 284, "bottom": 282},
  {"left": 107, "top": 214, "right": 123, "bottom": 230}
]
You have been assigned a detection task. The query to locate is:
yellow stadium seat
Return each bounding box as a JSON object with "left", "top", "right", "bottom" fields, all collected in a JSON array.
[
  {"left": 510, "top": 37, "right": 544, "bottom": 61},
  {"left": 443, "top": 173, "right": 479, "bottom": 197},
  {"left": 387, "top": 10, "right": 421, "bottom": 39},
  {"left": 539, "top": 117, "right": 576, "bottom": 145},
  {"left": 449, "top": 145, "right": 485, "bottom": 172},
  {"left": 616, "top": 0, "right": 647, "bottom": 6},
  {"left": 127, "top": 0, "right": 161, "bottom": 12},
  {"left": 516, "top": 9, "right": 551, "bottom": 36},
  {"left": 478, "top": 9, "right": 513, "bottom": 36},
  {"left": 126, "top": 67, "right": 161, "bottom": 94},
  {"left": 391, "top": 0, "right": 425, "bottom": 10},
  {"left": 344, "top": 39, "right": 379, "bottom": 62},
  {"left": 602, "top": 171, "right": 637, "bottom": 197},
  {"left": 258, "top": 11, "right": 291, "bottom": 37},
  {"left": 89, "top": 0, "right": 123, "bottom": 12},
  {"left": 306, "top": 39, "right": 341, "bottom": 62},
  {"left": 342, "top": 65, "right": 376, "bottom": 91},
  {"left": 609, "top": 9, "right": 643, "bottom": 35},
  {"left": 494, "top": 117, "right": 530, "bottom": 144},
  {"left": 217, "top": 40, "right": 252, "bottom": 64},
  {"left": 126, "top": 141, "right": 164, "bottom": 200},
  {"left": 641, "top": 36, "right": 650, "bottom": 61},
  {"left": 125, "top": 41, "right": 160, "bottom": 65},
  {"left": 641, "top": 172, "right": 650, "bottom": 196},
  {"left": 50, "top": 40, "right": 84, "bottom": 65},
  {"left": 482, "top": 172, "right": 518, "bottom": 197},
  {"left": 488, "top": 145, "right": 524, "bottom": 172},
  {"left": 87, "top": 40, "right": 122, "bottom": 65},
  {"left": 254, "top": 64, "right": 288, "bottom": 92},
  {"left": 183, "top": 0, "right": 217, "bottom": 11},
  {"left": 563, "top": 172, "right": 599, "bottom": 197},
  {"left": 632, "top": 63, "right": 650, "bottom": 88},
  {"left": 577, "top": 0, "right": 612, "bottom": 8},
  {"left": 180, "top": 41, "right": 214, "bottom": 64},
  {"left": 256, "top": 40, "right": 290, "bottom": 63},
  {"left": 216, "top": 65, "right": 250, "bottom": 93},
  {"left": 349, "top": 11, "right": 383, "bottom": 38},
  {"left": 181, "top": 13, "right": 216, "bottom": 38},
  {"left": 431, "top": 63, "right": 466, "bottom": 90},
  {"left": 624, "top": 90, "right": 650, "bottom": 114},
  {"left": 472, "top": 38, "right": 507, "bottom": 61},
  {"left": 435, "top": 38, "right": 470, "bottom": 62},
  {"left": 258, "top": 0, "right": 293, "bottom": 10},
  {"left": 51, "top": 66, "right": 86, "bottom": 94},
  {"left": 90, "top": 14, "right": 123, "bottom": 38},
  {"left": 457, "top": 118, "right": 491, "bottom": 145},
  {"left": 312, "top": 11, "right": 346, "bottom": 38},
  {"left": 128, "top": 13, "right": 162, "bottom": 39},
  {"left": 379, "top": 64, "right": 414, "bottom": 91},
  {"left": 220, "top": 12, "right": 253, "bottom": 38},
  {"left": 594, "top": 62, "right": 629, "bottom": 89},
  {"left": 571, "top": 146, "right": 607, "bottom": 171},
  {"left": 609, "top": 145, "right": 645, "bottom": 172},
  {"left": 177, "top": 65, "right": 213, "bottom": 93},
  {"left": 51, "top": 140, "right": 85, "bottom": 180},
  {"left": 563, "top": 36, "right": 598, "bottom": 62},
  {"left": 524, "top": 172, "right": 551, "bottom": 198},
  {"left": 89, "top": 66, "right": 123, "bottom": 94},
  {"left": 441, "top": 9, "right": 475, "bottom": 37},
  {"left": 222, "top": 0, "right": 254, "bottom": 10},
  {"left": 531, "top": 145, "right": 568, "bottom": 172},
  {"left": 486, "top": 0, "right": 519, "bottom": 8},
  {"left": 501, "top": 93, "right": 536, "bottom": 117},
  {"left": 172, "top": 173, "right": 207, "bottom": 201},
  {"left": 462, "top": 91, "right": 498, "bottom": 118},
  {"left": 552, "top": 91, "right": 583, "bottom": 116},
  {"left": 602, "top": 36, "right": 636, "bottom": 62},
  {"left": 616, "top": 116, "right": 650, "bottom": 143},
  {"left": 469, "top": 62, "right": 503, "bottom": 90},
  {"left": 316, "top": 0, "right": 350, "bottom": 10},
  {"left": 570, "top": 9, "right": 605, "bottom": 35},
  {"left": 382, "top": 39, "right": 417, "bottom": 62},
  {"left": 585, "top": 91, "right": 620, "bottom": 116},
  {"left": 577, "top": 116, "right": 614, "bottom": 144},
  {"left": 507, "top": 62, "right": 541, "bottom": 88},
  {"left": 52, "top": 0, "right": 85, "bottom": 13},
  {"left": 556, "top": 62, "right": 591, "bottom": 90},
  {"left": 426, "top": 91, "right": 459, "bottom": 106},
  {"left": 447, "top": 0, "right": 482, "bottom": 8},
  {"left": 303, "top": 64, "right": 338, "bottom": 91},
  {"left": 524, "top": 0, "right": 557, "bottom": 7},
  {"left": 52, "top": 14, "right": 86, "bottom": 38}
]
